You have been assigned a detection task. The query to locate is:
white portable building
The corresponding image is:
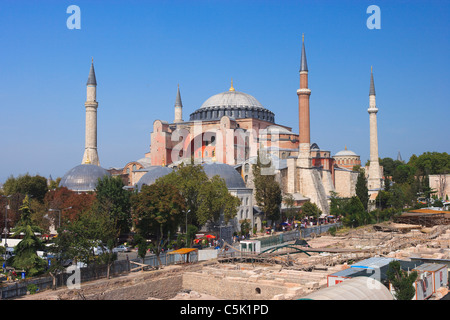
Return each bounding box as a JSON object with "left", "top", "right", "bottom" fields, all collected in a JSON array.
[
  {"left": 389, "top": 271, "right": 433, "bottom": 300},
  {"left": 413, "top": 263, "right": 448, "bottom": 294},
  {"left": 239, "top": 240, "right": 261, "bottom": 253}
]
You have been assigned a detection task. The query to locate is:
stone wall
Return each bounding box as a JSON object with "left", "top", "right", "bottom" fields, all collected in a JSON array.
[{"left": 182, "top": 270, "right": 304, "bottom": 300}]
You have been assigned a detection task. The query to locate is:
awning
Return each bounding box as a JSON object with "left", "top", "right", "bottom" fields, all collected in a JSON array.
[{"left": 167, "top": 248, "right": 198, "bottom": 255}]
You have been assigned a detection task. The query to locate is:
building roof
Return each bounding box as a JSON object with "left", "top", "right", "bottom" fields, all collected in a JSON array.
[
  {"left": 261, "top": 125, "right": 293, "bottom": 134},
  {"left": 350, "top": 257, "right": 395, "bottom": 269},
  {"left": 202, "top": 162, "right": 247, "bottom": 189},
  {"left": 60, "top": 164, "right": 110, "bottom": 192},
  {"left": 135, "top": 166, "right": 173, "bottom": 190},
  {"left": 413, "top": 263, "right": 447, "bottom": 272}
]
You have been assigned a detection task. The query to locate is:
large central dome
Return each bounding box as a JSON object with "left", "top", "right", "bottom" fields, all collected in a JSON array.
[
  {"left": 189, "top": 83, "right": 275, "bottom": 123},
  {"left": 199, "top": 90, "right": 264, "bottom": 110}
]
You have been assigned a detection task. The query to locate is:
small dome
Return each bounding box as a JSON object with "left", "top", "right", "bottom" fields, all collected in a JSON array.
[
  {"left": 60, "top": 164, "right": 110, "bottom": 192},
  {"left": 202, "top": 162, "right": 246, "bottom": 189},
  {"left": 334, "top": 148, "right": 358, "bottom": 157},
  {"left": 136, "top": 166, "right": 173, "bottom": 190}
]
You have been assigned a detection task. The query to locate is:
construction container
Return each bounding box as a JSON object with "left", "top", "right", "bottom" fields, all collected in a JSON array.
[
  {"left": 413, "top": 263, "right": 448, "bottom": 294},
  {"left": 327, "top": 268, "right": 371, "bottom": 287}
]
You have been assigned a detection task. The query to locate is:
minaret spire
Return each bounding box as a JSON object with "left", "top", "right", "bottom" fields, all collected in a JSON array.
[
  {"left": 174, "top": 84, "right": 183, "bottom": 123},
  {"left": 369, "top": 66, "right": 375, "bottom": 96},
  {"left": 87, "top": 58, "right": 97, "bottom": 86},
  {"left": 300, "top": 33, "right": 308, "bottom": 72}
]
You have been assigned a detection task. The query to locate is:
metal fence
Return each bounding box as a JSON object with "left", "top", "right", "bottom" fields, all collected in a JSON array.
[
  {"left": 0, "top": 250, "right": 199, "bottom": 299},
  {"left": 299, "top": 222, "right": 342, "bottom": 239},
  {"left": 254, "top": 223, "right": 342, "bottom": 248}
]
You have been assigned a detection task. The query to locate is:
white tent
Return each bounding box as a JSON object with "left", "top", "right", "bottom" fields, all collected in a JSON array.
[{"left": 301, "top": 277, "right": 394, "bottom": 300}]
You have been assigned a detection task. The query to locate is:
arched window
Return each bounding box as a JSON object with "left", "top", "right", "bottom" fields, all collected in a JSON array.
[{"left": 132, "top": 165, "right": 137, "bottom": 171}]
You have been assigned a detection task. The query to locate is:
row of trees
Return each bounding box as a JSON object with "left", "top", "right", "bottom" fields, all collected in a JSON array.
[{"left": 1, "top": 163, "right": 242, "bottom": 278}]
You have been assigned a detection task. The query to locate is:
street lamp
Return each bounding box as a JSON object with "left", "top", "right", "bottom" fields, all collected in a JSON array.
[
  {"left": 2, "top": 195, "right": 11, "bottom": 262},
  {"left": 185, "top": 209, "right": 191, "bottom": 246},
  {"left": 49, "top": 206, "right": 72, "bottom": 229}
]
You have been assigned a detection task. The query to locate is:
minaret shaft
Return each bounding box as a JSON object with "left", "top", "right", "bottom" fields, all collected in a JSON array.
[
  {"left": 367, "top": 68, "right": 381, "bottom": 191},
  {"left": 297, "top": 36, "right": 312, "bottom": 166},
  {"left": 82, "top": 61, "right": 100, "bottom": 166}
]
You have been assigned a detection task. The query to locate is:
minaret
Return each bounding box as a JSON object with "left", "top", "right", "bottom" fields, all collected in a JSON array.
[
  {"left": 174, "top": 84, "right": 183, "bottom": 123},
  {"left": 82, "top": 58, "right": 100, "bottom": 166},
  {"left": 297, "top": 34, "right": 312, "bottom": 167},
  {"left": 367, "top": 66, "right": 381, "bottom": 191}
]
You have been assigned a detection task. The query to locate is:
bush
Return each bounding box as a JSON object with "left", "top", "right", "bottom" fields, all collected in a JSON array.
[
  {"left": 27, "top": 283, "right": 39, "bottom": 295},
  {"left": 328, "top": 226, "right": 337, "bottom": 236}
]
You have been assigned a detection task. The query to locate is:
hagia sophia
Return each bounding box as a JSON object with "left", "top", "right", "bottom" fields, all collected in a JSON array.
[{"left": 59, "top": 36, "right": 383, "bottom": 233}]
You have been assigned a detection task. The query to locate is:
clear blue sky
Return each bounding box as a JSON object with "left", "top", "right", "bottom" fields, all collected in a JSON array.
[{"left": 0, "top": 0, "right": 449, "bottom": 183}]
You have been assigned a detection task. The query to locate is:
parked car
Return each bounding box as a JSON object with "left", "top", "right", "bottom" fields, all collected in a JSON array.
[
  {"left": 93, "top": 246, "right": 111, "bottom": 255},
  {"left": 112, "top": 244, "right": 130, "bottom": 253}
]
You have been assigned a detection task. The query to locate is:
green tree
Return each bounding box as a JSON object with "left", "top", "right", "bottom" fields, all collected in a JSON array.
[
  {"left": 355, "top": 169, "right": 369, "bottom": 211},
  {"left": 94, "top": 175, "right": 132, "bottom": 237},
  {"left": 376, "top": 190, "right": 391, "bottom": 210},
  {"left": 134, "top": 233, "right": 149, "bottom": 264},
  {"left": 301, "top": 201, "right": 322, "bottom": 219},
  {"left": 197, "top": 175, "right": 241, "bottom": 226},
  {"left": 387, "top": 260, "right": 418, "bottom": 300},
  {"left": 159, "top": 163, "right": 208, "bottom": 228},
  {"left": 408, "top": 152, "right": 450, "bottom": 177},
  {"left": 131, "top": 181, "right": 185, "bottom": 266},
  {"left": 342, "top": 196, "right": 370, "bottom": 228},
  {"left": 10, "top": 196, "right": 46, "bottom": 276},
  {"left": 240, "top": 220, "right": 251, "bottom": 237},
  {"left": 92, "top": 176, "right": 132, "bottom": 278},
  {"left": 252, "top": 154, "right": 282, "bottom": 225},
  {"left": 392, "top": 164, "right": 414, "bottom": 184},
  {"left": 283, "top": 194, "right": 299, "bottom": 220},
  {"left": 3, "top": 174, "right": 48, "bottom": 203},
  {"left": 329, "top": 191, "right": 347, "bottom": 218}
]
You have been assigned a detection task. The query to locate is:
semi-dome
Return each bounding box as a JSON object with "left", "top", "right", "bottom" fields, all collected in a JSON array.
[
  {"left": 136, "top": 166, "right": 173, "bottom": 191},
  {"left": 189, "top": 84, "right": 275, "bottom": 123},
  {"left": 202, "top": 162, "right": 246, "bottom": 189},
  {"left": 60, "top": 164, "right": 110, "bottom": 192}
]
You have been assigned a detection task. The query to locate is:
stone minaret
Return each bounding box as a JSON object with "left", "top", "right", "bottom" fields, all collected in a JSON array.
[
  {"left": 367, "top": 66, "right": 381, "bottom": 191},
  {"left": 297, "top": 34, "right": 312, "bottom": 168},
  {"left": 82, "top": 59, "right": 100, "bottom": 166},
  {"left": 174, "top": 84, "right": 183, "bottom": 123}
]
